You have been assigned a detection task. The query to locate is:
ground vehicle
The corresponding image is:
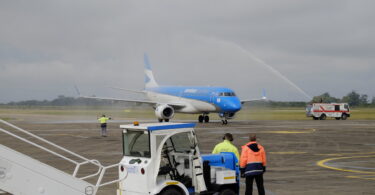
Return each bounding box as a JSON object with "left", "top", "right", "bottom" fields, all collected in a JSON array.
[
  {"left": 117, "top": 122, "right": 239, "bottom": 195},
  {"left": 306, "top": 103, "right": 350, "bottom": 120}
]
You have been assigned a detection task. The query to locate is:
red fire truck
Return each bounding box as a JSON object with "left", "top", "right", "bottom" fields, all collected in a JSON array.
[{"left": 306, "top": 103, "right": 350, "bottom": 120}]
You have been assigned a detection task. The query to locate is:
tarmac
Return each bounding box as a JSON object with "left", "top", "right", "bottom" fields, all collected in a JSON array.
[{"left": 0, "top": 116, "right": 374, "bottom": 195}]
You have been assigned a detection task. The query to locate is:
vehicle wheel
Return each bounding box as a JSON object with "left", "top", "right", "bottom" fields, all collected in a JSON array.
[
  {"left": 335, "top": 117, "right": 341, "bottom": 120},
  {"left": 204, "top": 115, "right": 209, "bottom": 123},
  {"left": 320, "top": 114, "right": 326, "bottom": 120},
  {"left": 222, "top": 120, "right": 228, "bottom": 125},
  {"left": 164, "top": 119, "right": 169, "bottom": 122},
  {"left": 159, "top": 188, "right": 183, "bottom": 195},
  {"left": 198, "top": 115, "right": 204, "bottom": 123},
  {"left": 341, "top": 114, "right": 348, "bottom": 120},
  {"left": 219, "top": 188, "right": 236, "bottom": 195},
  {"left": 313, "top": 117, "right": 319, "bottom": 120},
  {"left": 158, "top": 119, "right": 163, "bottom": 122}
]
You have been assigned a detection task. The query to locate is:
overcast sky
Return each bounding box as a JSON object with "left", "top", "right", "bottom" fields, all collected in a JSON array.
[{"left": 1, "top": 0, "right": 374, "bottom": 103}]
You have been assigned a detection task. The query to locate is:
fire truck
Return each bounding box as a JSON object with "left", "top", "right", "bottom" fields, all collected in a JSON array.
[{"left": 306, "top": 103, "right": 350, "bottom": 120}]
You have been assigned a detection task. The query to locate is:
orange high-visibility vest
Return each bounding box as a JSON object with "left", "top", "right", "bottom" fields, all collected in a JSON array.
[{"left": 240, "top": 141, "right": 266, "bottom": 176}]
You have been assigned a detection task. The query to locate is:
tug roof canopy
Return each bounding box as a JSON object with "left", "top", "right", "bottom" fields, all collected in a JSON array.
[{"left": 120, "top": 123, "right": 196, "bottom": 131}]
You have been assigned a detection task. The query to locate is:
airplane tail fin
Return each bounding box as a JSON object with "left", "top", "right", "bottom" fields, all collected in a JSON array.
[
  {"left": 261, "top": 88, "right": 267, "bottom": 100},
  {"left": 144, "top": 53, "right": 159, "bottom": 89}
]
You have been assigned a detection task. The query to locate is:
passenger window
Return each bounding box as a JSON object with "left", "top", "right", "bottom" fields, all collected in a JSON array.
[{"left": 335, "top": 105, "right": 340, "bottom": 111}]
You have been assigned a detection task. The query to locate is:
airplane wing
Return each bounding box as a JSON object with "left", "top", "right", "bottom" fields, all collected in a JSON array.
[
  {"left": 75, "top": 86, "right": 186, "bottom": 108},
  {"left": 79, "top": 95, "right": 186, "bottom": 108},
  {"left": 241, "top": 89, "right": 268, "bottom": 104},
  {"left": 79, "top": 95, "right": 156, "bottom": 105},
  {"left": 241, "top": 97, "right": 268, "bottom": 104},
  {"left": 107, "top": 86, "right": 147, "bottom": 94}
]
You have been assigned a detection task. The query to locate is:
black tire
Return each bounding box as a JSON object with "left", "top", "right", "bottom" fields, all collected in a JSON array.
[
  {"left": 158, "top": 119, "right": 163, "bottom": 122},
  {"left": 219, "top": 188, "right": 236, "bottom": 195},
  {"left": 198, "top": 115, "right": 204, "bottom": 123},
  {"left": 164, "top": 119, "right": 169, "bottom": 122},
  {"left": 159, "top": 188, "right": 183, "bottom": 195},
  {"left": 320, "top": 114, "right": 326, "bottom": 120},
  {"left": 222, "top": 120, "right": 228, "bottom": 125},
  {"left": 313, "top": 117, "right": 319, "bottom": 120},
  {"left": 341, "top": 114, "right": 348, "bottom": 120},
  {"left": 335, "top": 117, "right": 341, "bottom": 120},
  {"left": 204, "top": 115, "right": 209, "bottom": 123}
]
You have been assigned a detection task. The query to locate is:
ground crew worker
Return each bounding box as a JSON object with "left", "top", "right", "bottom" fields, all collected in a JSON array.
[
  {"left": 240, "top": 134, "right": 266, "bottom": 195},
  {"left": 98, "top": 114, "right": 111, "bottom": 137},
  {"left": 212, "top": 133, "right": 240, "bottom": 160}
]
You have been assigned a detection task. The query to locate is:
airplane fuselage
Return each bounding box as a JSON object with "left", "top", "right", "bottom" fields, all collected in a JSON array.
[{"left": 146, "top": 86, "right": 242, "bottom": 114}]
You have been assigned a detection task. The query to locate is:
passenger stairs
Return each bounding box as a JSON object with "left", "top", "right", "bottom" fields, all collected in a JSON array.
[{"left": 0, "top": 119, "right": 124, "bottom": 195}]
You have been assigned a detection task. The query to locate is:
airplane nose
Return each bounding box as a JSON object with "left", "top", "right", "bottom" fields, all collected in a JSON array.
[{"left": 224, "top": 100, "right": 241, "bottom": 112}]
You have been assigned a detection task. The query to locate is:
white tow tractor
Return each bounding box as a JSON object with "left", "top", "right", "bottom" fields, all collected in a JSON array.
[
  {"left": 117, "top": 122, "right": 240, "bottom": 195},
  {"left": 306, "top": 103, "right": 351, "bottom": 120}
]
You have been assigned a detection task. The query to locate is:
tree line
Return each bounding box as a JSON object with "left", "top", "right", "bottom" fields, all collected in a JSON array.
[
  {"left": 1, "top": 95, "right": 131, "bottom": 107},
  {"left": 1, "top": 91, "right": 375, "bottom": 108},
  {"left": 310, "top": 91, "right": 375, "bottom": 107}
]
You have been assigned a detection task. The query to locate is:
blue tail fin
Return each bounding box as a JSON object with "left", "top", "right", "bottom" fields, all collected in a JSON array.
[
  {"left": 262, "top": 89, "right": 267, "bottom": 100},
  {"left": 144, "top": 53, "right": 158, "bottom": 88}
]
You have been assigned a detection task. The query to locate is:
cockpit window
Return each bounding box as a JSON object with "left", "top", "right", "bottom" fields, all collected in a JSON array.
[{"left": 219, "top": 92, "right": 236, "bottom": 97}]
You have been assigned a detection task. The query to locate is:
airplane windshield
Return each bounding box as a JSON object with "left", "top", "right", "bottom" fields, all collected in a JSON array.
[{"left": 219, "top": 92, "right": 236, "bottom": 97}]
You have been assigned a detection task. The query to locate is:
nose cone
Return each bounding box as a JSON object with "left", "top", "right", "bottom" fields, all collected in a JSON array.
[{"left": 221, "top": 98, "right": 242, "bottom": 112}]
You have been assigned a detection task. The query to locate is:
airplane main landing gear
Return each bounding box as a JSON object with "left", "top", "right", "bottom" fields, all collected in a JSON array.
[
  {"left": 221, "top": 120, "right": 228, "bottom": 125},
  {"left": 198, "top": 115, "right": 210, "bottom": 123},
  {"left": 204, "top": 115, "right": 209, "bottom": 123},
  {"left": 198, "top": 115, "right": 204, "bottom": 123},
  {"left": 158, "top": 119, "right": 170, "bottom": 122}
]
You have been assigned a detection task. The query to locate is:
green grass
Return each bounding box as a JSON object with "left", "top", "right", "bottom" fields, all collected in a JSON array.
[{"left": 1, "top": 106, "right": 375, "bottom": 121}]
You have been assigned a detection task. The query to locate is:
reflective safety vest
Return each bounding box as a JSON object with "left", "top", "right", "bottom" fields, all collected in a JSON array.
[
  {"left": 212, "top": 140, "right": 240, "bottom": 160},
  {"left": 98, "top": 117, "right": 110, "bottom": 124},
  {"left": 240, "top": 141, "right": 267, "bottom": 176}
]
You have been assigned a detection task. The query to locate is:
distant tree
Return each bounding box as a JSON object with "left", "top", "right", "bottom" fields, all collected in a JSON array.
[
  {"left": 311, "top": 92, "right": 339, "bottom": 103},
  {"left": 371, "top": 97, "right": 375, "bottom": 107},
  {"left": 341, "top": 91, "right": 368, "bottom": 107},
  {"left": 359, "top": 94, "right": 369, "bottom": 106}
]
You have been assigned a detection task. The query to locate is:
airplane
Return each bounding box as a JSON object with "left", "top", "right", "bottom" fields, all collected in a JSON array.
[{"left": 79, "top": 54, "right": 266, "bottom": 124}]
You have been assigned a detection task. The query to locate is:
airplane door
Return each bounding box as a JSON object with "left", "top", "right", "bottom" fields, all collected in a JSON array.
[{"left": 210, "top": 93, "right": 217, "bottom": 104}]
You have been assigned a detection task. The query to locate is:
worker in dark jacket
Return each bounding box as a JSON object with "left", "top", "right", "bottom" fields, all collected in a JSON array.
[{"left": 240, "top": 134, "right": 266, "bottom": 195}]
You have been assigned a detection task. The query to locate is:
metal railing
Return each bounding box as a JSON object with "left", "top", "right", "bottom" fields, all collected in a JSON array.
[{"left": 0, "top": 119, "right": 127, "bottom": 194}]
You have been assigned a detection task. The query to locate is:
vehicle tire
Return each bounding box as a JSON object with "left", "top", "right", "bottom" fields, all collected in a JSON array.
[
  {"left": 158, "top": 119, "right": 163, "bottom": 122},
  {"left": 335, "top": 117, "right": 341, "bottom": 120},
  {"left": 341, "top": 114, "right": 348, "bottom": 120},
  {"left": 204, "top": 115, "right": 209, "bottom": 123},
  {"left": 198, "top": 115, "right": 204, "bottom": 123},
  {"left": 222, "top": 120, "right": 228, "bottom": 125},
  {"left": 219, "top": 188, "right": 236, "bottom": 195},
  {"left": 159, "top": 188, "right": 183, "bottom": 195},
  {"left": 320, "top": 114, "right": 326, "bottom": 120},
  {"left": 164, "top": 119, "right": 169, "bottom": 122},
  {"left": 313, "top": 117, "right": 319, "bottom": 120}
]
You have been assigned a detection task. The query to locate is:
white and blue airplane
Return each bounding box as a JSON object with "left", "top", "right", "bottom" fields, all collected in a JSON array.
[{"left": 81, "top": 54, "right": 266, "bottom": 124}]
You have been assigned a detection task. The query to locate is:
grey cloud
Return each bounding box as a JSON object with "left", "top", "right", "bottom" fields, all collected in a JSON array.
[{"left": 0, "top": 0, "right": 374, "bottom": 102}]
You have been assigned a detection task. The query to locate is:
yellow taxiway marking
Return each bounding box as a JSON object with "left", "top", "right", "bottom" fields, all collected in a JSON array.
[
  {"left": 270, "top": 152, "right": 307, "bottom": 155},
  {"left": 315, "top": 152, "right": 375, "bottom": 157},
  {"left": 317, "top": 155, "right": 375, "bottom": 174},
  {"left": 263, "top": 128, "right": 316, "bottom": 134},
  {"left": 346, "top": 175, "right": 375, "bottom": 181}
]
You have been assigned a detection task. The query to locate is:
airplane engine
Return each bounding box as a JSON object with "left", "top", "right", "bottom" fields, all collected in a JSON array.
[{"left": 155, "top": 104, "right": 175, "bottom": 120}]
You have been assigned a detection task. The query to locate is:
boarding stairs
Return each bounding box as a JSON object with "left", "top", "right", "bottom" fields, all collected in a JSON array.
[{"left": 0, "top": 119, "right": 125, "bottom": 195}]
